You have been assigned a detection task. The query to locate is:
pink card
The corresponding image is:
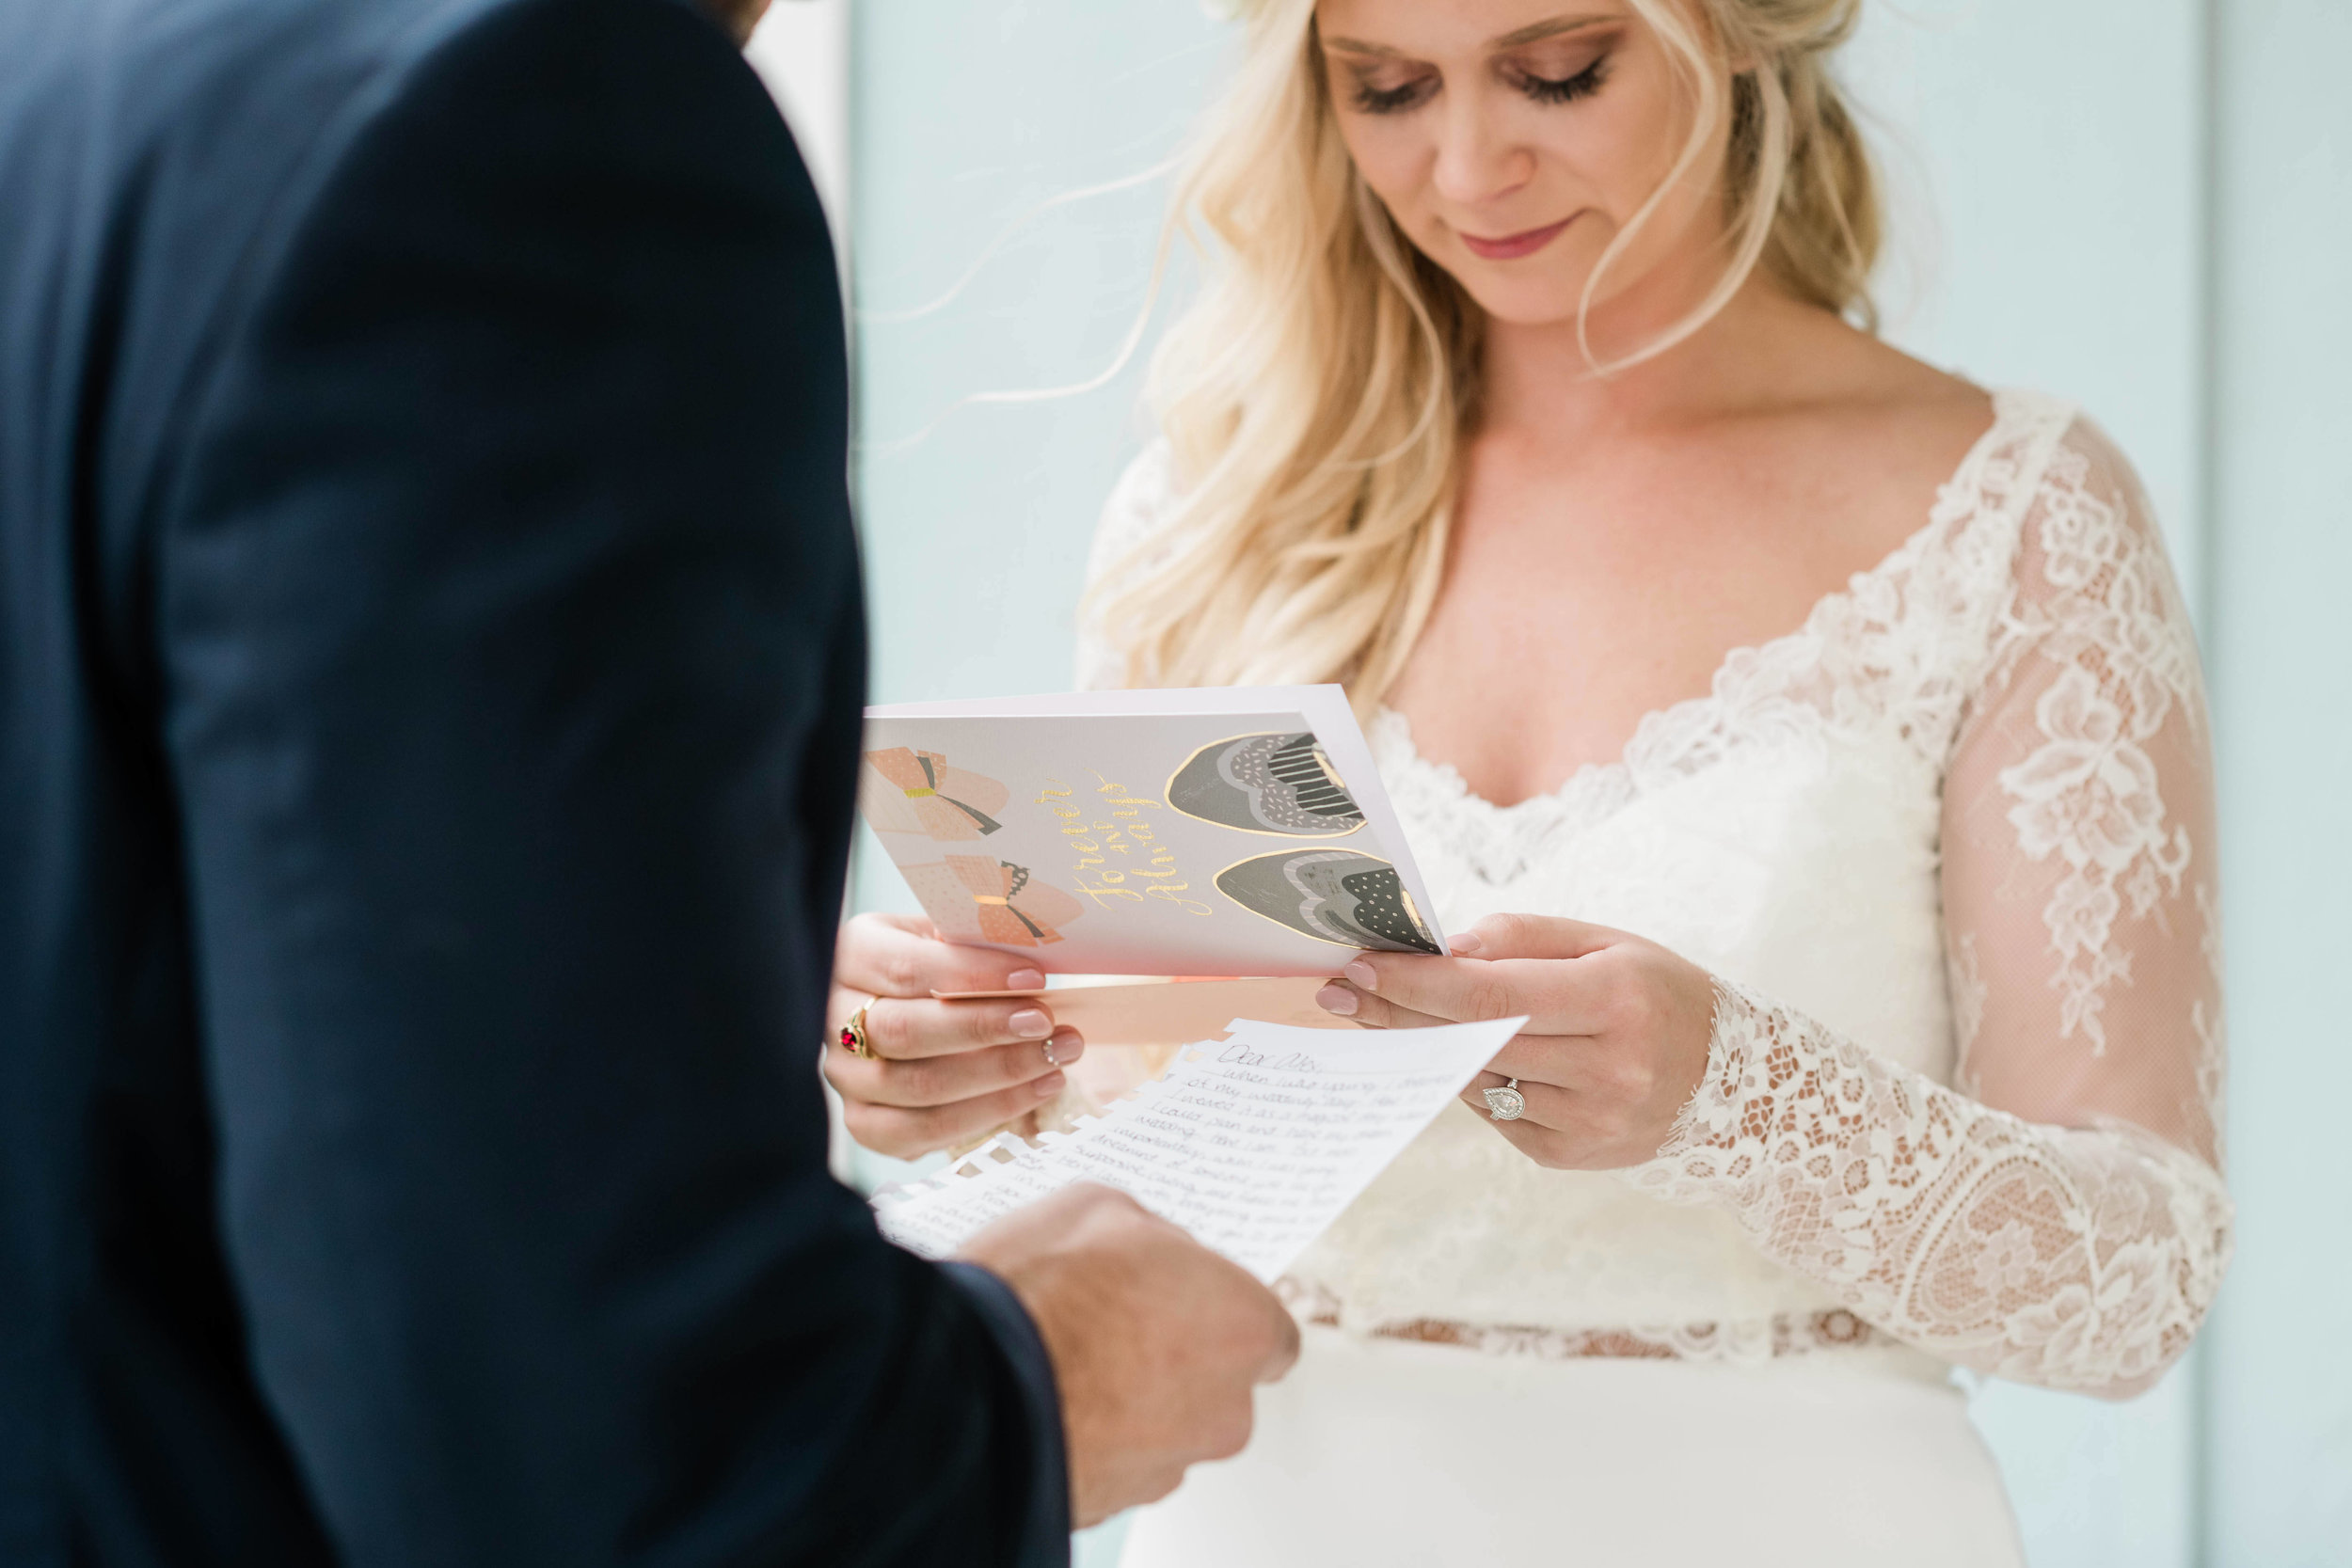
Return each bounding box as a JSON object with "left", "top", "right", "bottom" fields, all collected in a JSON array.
[{"left": 930, "top": 977, "right": 1349, "bottom": 1048}]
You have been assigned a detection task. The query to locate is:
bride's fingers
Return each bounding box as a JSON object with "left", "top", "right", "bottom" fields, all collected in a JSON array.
[
  {"left": 859, "top": 996, "right": 1067, "bottom": 1061},
  {"left": 1451, "top": 911, "right": 1626, "bottom": 961},
  {"left": 1482, "top": 1034, "right": 1601, "bottom": 1086},
  {"left": 1313, "top": 983, "right": 1456, "bottom": 1031},
  {"left": 1316, "top": 986, "right": 1604, "bottom": 1087},
  {"left": 834, "top": 911, "right": 1050, "bottom": 1000},
  {"left": 828, "top": 1025, "right": 1084, "bottom": 1110},
  {"left": 839, "top": 1071, "right": 1073, "bottom": 1160},
  {"left": 1458, "top": 1068, "right": 1576, "bottom": 1130},
  {"left": 1338, "top": 945, "right": 1623, "bottom": 1037},
  {"left": 850, "top": 910, "right": 939, "bottom": 942}
]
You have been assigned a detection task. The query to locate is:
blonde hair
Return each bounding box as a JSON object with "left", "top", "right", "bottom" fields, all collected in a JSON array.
[{"left": 1091, "top": 0, "right": 1880, "bottom": 707}]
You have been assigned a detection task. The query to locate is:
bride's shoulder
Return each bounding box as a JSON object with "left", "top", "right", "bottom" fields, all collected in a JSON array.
[
  {"left": 1807, "top": 330, "right": 1998, "bottom": 488},
  {"left": 1956, "top": 386, "right": 2165, "bottom": 551},
  {"left": 1825, "top": 330, "right": 2149, "bottom": 502},
  {"left": 1798, "top": 332, "right": 2166, "bottom": 554}
]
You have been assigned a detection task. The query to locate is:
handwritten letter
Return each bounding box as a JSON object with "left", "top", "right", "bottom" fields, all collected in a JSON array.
[{"left": 875, "top": 1015, "right": 1521, "bottom": 1282}]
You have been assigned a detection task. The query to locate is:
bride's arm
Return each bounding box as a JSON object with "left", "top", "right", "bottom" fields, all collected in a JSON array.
[
  {"left": 1620, "top": 421, "right": 2231, "bottom": 1398},
  {"left": 1324, "top": 421, "right": 2231, "bottom": 1398}
]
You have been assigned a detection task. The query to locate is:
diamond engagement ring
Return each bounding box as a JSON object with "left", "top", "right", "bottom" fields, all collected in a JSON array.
[
  {"left": 838, "top": 1005, "right": 875, "bottom": 1060},
  {"left": 1484, "top": 1078, "right": 1526, "bottom": 1121},
  {"left": 1041, "top": 1036, "right": 1060, "bottom": 1069}
]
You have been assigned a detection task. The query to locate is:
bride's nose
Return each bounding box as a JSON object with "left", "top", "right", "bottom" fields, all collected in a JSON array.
[{"left": 1428, "top": 92, "right": 1534, "bottom": 211}]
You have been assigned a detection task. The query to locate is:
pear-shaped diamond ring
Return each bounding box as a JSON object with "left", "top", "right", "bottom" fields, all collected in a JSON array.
[{"left": 1484, "top": 1079, "right": 1526, "bottom": 1121}]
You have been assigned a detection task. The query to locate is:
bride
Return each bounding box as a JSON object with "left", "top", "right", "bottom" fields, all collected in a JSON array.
[{"left": 825, "top": 0, "right": 2233, "bottom": 1561}]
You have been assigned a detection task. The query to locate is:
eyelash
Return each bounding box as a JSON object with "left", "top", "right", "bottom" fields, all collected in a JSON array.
[
  {"left": 1519, "top": 55, "right": 1612, "bottom": 105},
  {"left": 1352, "top": 78, "right": 1432, "bottom": 115},
  {"left": 1348, "top": 54, "right": 1613, "bottom": 117}
]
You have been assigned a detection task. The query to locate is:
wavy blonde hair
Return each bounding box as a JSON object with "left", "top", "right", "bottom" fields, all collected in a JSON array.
[{"left": 1090, "top": 0, "right": 1881, "bottom": 706}]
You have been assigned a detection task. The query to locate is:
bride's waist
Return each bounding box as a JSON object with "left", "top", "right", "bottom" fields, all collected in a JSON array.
[
  {"left": 1287, "top": 1104, "right": 1875, "bottom": 1355},
  {"left": 1279, "top": 1277, "right": 1914, "bottom": 1369}
]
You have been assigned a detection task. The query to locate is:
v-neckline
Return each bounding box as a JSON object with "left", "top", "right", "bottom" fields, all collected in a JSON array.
[{"left": 1376, "top": 387, "right": 2051, "bottom": 823}]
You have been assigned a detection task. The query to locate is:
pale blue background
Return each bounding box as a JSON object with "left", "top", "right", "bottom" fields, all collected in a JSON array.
[{"left": 840, "top": 3, "right": 2352, "bottom": 1562}]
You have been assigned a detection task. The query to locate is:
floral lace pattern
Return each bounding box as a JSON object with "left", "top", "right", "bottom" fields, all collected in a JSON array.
[
  {"left": 1624, "top": 982, "right": 2232, "bottom": 1394},
  {"left": 1980, "top": 439, "right": 2205, "bottom": 1051}
]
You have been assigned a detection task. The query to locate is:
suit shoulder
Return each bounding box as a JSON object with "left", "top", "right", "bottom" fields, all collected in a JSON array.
[
  {"left": 23, "top": 0, "right": 797, "bottom": 350},
  {"left": 369, "top": 0, "right": 815, "bottom": 218},
  {"left": 269, "top": 0, "right": 830, "bottom": 352},
  {"left": 93, "top": 0, "right": 816, "bottom": 513}
]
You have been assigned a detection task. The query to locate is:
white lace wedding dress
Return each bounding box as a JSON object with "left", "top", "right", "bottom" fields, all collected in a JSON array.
[{"left": 1077, "top": 389, "right": 2233, "bottom": 1567}]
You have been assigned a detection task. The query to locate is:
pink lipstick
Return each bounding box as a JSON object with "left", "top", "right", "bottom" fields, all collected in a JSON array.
[{"left": 1459, "top": 216, "right": 1574, "bottom": 261}]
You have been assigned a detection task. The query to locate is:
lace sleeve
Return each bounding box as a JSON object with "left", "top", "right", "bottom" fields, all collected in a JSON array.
[
  {"left": 1621, "top": 420, "right": 2233, "bottom": 1398},
  {"left": 1073, "top": 439, "right": 1177, "bottom": 691}
]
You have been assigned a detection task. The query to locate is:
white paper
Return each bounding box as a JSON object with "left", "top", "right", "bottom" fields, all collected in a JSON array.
[{"left": 874, "top": 1014, "right": 1521, "bottom": 1283}]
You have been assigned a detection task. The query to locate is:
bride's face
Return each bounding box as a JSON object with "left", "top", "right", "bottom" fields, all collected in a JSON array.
[{"left": 1315, "top": 0, "right": 1726, "bottom": 329}]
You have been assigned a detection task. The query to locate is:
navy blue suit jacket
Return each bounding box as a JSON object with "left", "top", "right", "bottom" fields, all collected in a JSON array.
[{"left": 0, "top": 0, "right": 1066, "bottom": 1562}]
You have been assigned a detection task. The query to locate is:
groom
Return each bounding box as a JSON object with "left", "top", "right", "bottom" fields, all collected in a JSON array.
[{"left": 0, "top": 0, "right": 1295, "bottom": 1563}]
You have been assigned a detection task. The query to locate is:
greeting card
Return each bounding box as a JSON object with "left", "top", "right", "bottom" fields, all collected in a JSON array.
[{"left": 857, "top": 686, "right": 1444, "bottom": 980}]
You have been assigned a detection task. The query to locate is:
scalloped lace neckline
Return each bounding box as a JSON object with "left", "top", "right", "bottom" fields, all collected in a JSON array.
[{"left": 1374, "top": 388, "right": 2058, "bottom": 876}]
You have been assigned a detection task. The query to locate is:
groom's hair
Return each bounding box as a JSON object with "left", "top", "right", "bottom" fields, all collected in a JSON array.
[{"left": 692, "top": 0, "right": 769, "bottom": 45}]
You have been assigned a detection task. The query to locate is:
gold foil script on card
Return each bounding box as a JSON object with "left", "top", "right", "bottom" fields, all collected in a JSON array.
[{"left": 1033, "top": 775, "right": 1214, "bottom": 916}]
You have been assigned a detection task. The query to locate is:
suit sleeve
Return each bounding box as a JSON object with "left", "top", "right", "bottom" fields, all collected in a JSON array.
[{"left": 157, "top": 0, "right": 1066, "bottom": 1560}]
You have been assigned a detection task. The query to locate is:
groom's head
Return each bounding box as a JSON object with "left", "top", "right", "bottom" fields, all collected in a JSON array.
[{"left": 694, "top": 0, "right": 772, "bottom": 45}]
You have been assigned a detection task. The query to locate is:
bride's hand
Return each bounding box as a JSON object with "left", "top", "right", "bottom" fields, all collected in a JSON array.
[
  {"left": 825, "top": 911, "right": 1084, "bottom": 1160},
  {"left": 1315, "top": 913, "right": 1717, "bottom": 1170}
]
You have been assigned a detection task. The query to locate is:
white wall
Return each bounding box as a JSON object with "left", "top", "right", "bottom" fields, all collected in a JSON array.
[{"left": 2205, "top": 3, "right": 2352, "bottom": 1561}]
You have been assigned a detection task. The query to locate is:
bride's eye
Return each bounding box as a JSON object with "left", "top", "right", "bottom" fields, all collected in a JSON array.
[
  {"left": 1347, "top": 69, "right": 1438, "bottom": 116},
  {"left": 1513, "top": 53, "right": 1612, "bottom": 105}
]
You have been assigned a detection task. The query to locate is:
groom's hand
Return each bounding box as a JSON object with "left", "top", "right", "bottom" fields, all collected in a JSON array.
[{"left": 958, "top": 1182, "right": 1300, "bottom": 1528}]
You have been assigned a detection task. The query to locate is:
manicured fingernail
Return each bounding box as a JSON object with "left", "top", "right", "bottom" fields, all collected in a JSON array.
[
  {"left": 1006, "top": 968, "right": 1047, "bottom": 991},
  {"left": 1343, "top": 959, "right": 1377, "bottom": 990},
  {"left": 1034, "top": 1071, "right": 1066, "bottom": 1099},
  {"left": 1448, "top": 932, "right": 1484, "bottom": 957},
  {"left": 1049, "top": 1027, "right": 1085, "bottom": 1062},
  {"left": 1316, "top": 983, "right": 1359, "bottom": 1017},
  {"left": 1009, "top": 1007, "right": 1053, "bottom": 1039}
]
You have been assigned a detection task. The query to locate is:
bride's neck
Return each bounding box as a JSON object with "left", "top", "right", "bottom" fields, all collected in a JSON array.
[{"left": 1476, "top": 268, "right": 1820, "bottom": 441}]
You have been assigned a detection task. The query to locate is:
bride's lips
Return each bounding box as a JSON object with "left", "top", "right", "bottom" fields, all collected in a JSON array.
[{"left": 1457, "top": 215, "right": 1574, "bottom": 261}]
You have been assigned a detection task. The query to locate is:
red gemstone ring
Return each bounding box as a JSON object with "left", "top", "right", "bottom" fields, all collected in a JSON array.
[{"left": 839, "top": 1005, "right": 875, "bottom": 1060}]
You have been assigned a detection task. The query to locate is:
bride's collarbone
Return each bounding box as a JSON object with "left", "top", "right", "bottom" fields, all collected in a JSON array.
[
  {"left": 1398, "top": 531, "right": 1855, "bottom": 804},
  {"left": 1397, "top": 397, "right": 2000, "bottom": 807}
]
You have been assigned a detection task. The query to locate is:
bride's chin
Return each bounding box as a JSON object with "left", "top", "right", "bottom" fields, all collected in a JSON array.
[
  {"left": 1422, "top": 257, "right": 1593, "bottom": 332},
  {"left": 1450, "top": 284, "right": 1588, "bottom": 333}
]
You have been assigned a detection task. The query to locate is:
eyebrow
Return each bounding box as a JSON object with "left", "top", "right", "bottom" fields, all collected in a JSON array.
[
  {"left": 1322, "top": 14, "right": 1615, "bottom": 58},
  {"left": 1492, "top": 14, "right": 1614, "bottom": 48}
]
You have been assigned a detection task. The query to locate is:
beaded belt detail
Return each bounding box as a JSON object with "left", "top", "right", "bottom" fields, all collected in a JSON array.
[{"left": 1278, "top": 1278, "right": 1894, "bottom": 1362}]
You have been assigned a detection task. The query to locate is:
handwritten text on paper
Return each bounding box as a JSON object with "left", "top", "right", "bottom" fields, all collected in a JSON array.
[{"left": 875, "top": 1015, "right": 1521, "bottom": 1283}]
